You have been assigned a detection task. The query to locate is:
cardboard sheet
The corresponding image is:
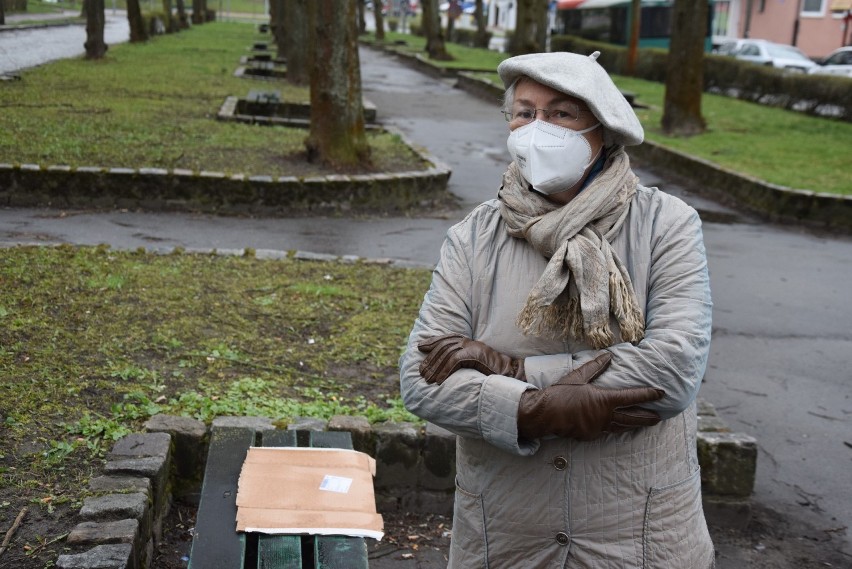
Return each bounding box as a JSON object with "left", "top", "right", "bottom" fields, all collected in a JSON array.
[{"left": 235, "top": 446, "right": 384, "bottom": 540}]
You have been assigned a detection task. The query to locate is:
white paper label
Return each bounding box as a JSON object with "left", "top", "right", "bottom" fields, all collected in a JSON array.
[{"left": 319, "top": 475, "right": 353, "bottom": 494}]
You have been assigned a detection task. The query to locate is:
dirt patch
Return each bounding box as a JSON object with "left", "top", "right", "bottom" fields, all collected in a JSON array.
[
  {"left": 144, "top": 499, "right": 852, "bottom": 569},
  {"left": 2, "top": 464, "right": 849, "bottom": 568},
  {"left": 708, "top": 503, "right": 850, "bottom": 569},
  {"left": 148, "top": 502, "right": 452, "bottom": 569}
]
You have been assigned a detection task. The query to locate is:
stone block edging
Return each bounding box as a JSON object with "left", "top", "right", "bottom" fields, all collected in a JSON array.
[
  {"left": 629, "top": 141, "right": 852, "bottom": 232},
  {"left": 0, "top": 132, "right": 451, "bottom": 217},
  {"left": 55, "top": 399, "right": 755, "bottom": 568},
  {"left": 216, "top": 94, "right": 380, "bottom": 129}
]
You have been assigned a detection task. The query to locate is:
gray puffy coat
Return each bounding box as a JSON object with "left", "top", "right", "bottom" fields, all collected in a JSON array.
[{"left": 399, "top": 185, "right": 715, "bottom": 568}]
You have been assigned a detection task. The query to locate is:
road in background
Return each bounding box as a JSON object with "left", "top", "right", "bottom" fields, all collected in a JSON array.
[{"left": 0, "top": 12, "right": 129, "bottom": 75}]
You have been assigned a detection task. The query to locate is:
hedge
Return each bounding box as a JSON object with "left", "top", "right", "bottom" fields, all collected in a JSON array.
[{"left": 550, "top": 35, "right": 852, "bottom": 122}]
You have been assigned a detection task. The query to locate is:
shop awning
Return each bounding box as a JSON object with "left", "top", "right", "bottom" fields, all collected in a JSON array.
[
  {"left": 560, "top": 0, "right": 671, "bottom": 8},
  {"left": 557, "top": 0, "right": 587, "bottom": 8}
]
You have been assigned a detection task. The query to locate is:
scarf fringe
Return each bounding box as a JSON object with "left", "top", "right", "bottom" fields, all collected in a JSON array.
[
  {"left": 516, "top": 296, "right": 620, "bottom": 349},
  {"left": 609, "top": 273, "right": 645, "bottom": 344},
  {"left": 517, "top": 302, "right": 571, "bottom": 340}
]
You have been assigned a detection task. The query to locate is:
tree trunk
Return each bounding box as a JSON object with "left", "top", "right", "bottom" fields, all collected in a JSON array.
[
  {"left": 511, "top": 0, "right": 547, "bottom": 55},
  {"left": 305, "top": 0, "right": 371, "bottom": 169},
  {"left": 357, "top": 0, "right": 366, "bottom": 34},
  {"left": 661, "top": 0, "right": 707, "bottom": 136},
  {"left": 269, "top": 0, "right": 285, "bottom": 59},
  {"left": 284, "top": 0, "right": 309, "bottom": 84},
  {"left": 0, "top": 0, "right": 5, "bottom": 27},
  {"left": 422, "top": 0, "right": 451, "bottom": 60},
  {"left": 175, "top": 0, "right": 189, "bottom": 28},
  {"left": 373, "top": 0, "right": 385, "bottom": 41},
  {"left": 191, "top": 0, "right": 204, "bottom": 24},
  {"left": 162, "top": 0, "right": 177, "bottom": 32},
  {"left": 626, "top": 0, "right": 641, "bottom": 75},
  {"left": 126, "top": 0, "right": 148, "bottom": 42},
  {"left": 474, "top": 0, "right": 488, "bottom": 48},
  {"left": 446, "top": 0, "right": 459, "bottom": 43},
  {"left": 84, "top": 0, "right": 107, "bottom": 59},
  {"left": 533, "top": 0, "right": 548, "bottom": 51}
]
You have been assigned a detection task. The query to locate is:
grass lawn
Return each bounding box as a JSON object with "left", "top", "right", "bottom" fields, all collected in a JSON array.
[
  {"left": 373, "top": 30, "right": 508, "bottom": 70},
  {"left": 0, "top": 245, "right": 430, "bottom": 566},
  {"left": 0, "top": 22, "right": 427, "bottom": 177},
  {"left": 615, "top": 76, "right": 850, "bottom": 195}
]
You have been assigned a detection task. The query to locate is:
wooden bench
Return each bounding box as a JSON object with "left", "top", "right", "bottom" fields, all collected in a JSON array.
[{"left": 188, "top": 427, "right": 369, "bottom": 569}]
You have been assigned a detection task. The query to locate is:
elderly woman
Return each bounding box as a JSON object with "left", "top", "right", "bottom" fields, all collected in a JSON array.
[{"left": 399, "top": 51, "right": 715, "bottom": 568}]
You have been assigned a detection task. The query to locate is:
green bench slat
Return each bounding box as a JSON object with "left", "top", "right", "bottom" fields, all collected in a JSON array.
[
  {"left": 188, "top": 426, "right": 257, "bottom": 569},
  {"left": 262, "top": 429, "right": 298, "bottom": 447},
  {"left": 257, "top": 430, "right": 302, "bottom": 569},
  {"left": 190, "top": 428, "right": 370, "bottom": 569},
  {"left": 314, "top": 535, "right": 369, "bottom": 569},
  {"left": 256, "top": 534, "right": 302, "bottom": 569},
  {"left": 309, "top": 431, "right": 369, "bottom": 569},
  {"left": 308, "top": 430, "right": 354, "bottom": 449}
]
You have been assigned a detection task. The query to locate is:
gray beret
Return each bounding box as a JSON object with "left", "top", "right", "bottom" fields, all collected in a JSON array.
[{"left": 497, "top": 51, "right": 644, "bottom": 147}]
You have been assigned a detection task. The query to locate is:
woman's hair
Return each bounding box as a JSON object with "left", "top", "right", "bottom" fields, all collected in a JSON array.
[
  {"left": 502, "top": 76, "right": 616, "bottom": 147},
  {"left": 501, "top": 78, "right": 519, "bottom": 114}
]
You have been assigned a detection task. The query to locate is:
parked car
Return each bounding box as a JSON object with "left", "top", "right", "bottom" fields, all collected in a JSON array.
[
  {"left": 732, "top": 39, "right": 817, "bottom": 73},
  {"left": 809, "top": 46, "right": 852, "bottom": 78}
]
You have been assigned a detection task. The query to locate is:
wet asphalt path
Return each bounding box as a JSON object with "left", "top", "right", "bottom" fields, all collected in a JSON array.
[
  {"left": 0, "top": 12, "right": 130, "bottom": 75},
  {"left": 0, "top": 32, "right": 851, "bottom": 564}
]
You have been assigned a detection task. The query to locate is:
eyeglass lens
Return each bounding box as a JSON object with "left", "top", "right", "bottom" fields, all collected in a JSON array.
[{"left": 504, "top": 103, "right": 582, "bottom": 126}]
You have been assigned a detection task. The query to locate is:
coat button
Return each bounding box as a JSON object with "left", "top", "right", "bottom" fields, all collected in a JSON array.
[
  {"left": 556, "top": 532, "right": 570, "bottom": 546},
  {"left": 553, "top": 456, "right": 568, "bottom": 470}
]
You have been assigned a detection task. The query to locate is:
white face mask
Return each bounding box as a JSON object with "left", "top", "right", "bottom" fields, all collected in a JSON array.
[{"left": 506, "top": 120, "right": 602, "bottom": 195}]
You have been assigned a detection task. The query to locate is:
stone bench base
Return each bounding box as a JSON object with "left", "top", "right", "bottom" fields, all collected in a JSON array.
[{"left": 55, "top": 401, "right": 756, "bottom": 568}]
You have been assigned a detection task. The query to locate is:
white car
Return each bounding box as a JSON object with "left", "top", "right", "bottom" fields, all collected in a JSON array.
[
  {"left": 733, "top": 39, "right": 817, "bottom": 74},
  {"left": 809, "top": 47, "right": 852, "bottom": 78}
]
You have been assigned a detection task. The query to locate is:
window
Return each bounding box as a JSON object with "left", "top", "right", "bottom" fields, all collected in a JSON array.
[
  {"left": 740, "top": 43, "right": 760, "bottom": 56},
  {"left": 801, "top": 0, "right": 825, "bottom": 15}
]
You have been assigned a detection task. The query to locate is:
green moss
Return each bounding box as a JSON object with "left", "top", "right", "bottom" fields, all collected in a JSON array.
[{"left": 0, "top": 245, "right": 430, "bottom": 497}]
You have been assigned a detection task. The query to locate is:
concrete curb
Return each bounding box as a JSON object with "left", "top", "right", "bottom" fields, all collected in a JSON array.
[
  {"left": 55, "top": 401, "right": 755, "bottom": 568},
  {"left": 629, "top": 142, "right": 852, "bottom": 232},
  {"left": 0, "top": 242, "right": 436, "bottom": 271},
  {"left": 0, "top": 140, "right": 452, "bottom": 214}
]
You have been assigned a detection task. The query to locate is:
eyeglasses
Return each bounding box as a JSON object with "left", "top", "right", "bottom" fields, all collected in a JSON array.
[{"left": 502, "top": 103, "right": 587, "bottom": 128}]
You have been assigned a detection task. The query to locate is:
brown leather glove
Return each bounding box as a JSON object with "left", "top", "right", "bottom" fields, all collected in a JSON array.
[
  {"left": 517, "top": 352, "right": 664, "bottom": 442},
  {"left": 418, "top": 334, "right": 526, "bottom": 385}
]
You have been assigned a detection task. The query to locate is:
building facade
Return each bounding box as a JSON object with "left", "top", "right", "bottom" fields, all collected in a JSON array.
[{"left": 738, "top": 0, "right": 851, "bottom": 58}]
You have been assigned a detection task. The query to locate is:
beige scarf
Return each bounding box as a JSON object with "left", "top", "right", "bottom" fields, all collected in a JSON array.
[{"left": 498, "top": 148, "right": 645, "bottom": 349}]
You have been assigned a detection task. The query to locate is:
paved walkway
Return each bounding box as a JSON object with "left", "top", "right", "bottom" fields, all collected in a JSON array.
[{"left": 0, "top": 11, "right": 129, "bottom": 74}]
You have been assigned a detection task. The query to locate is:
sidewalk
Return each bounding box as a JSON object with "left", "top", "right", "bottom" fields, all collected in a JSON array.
[{"left": 0, "top": 9, "right": 81, "bottom": 27}]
